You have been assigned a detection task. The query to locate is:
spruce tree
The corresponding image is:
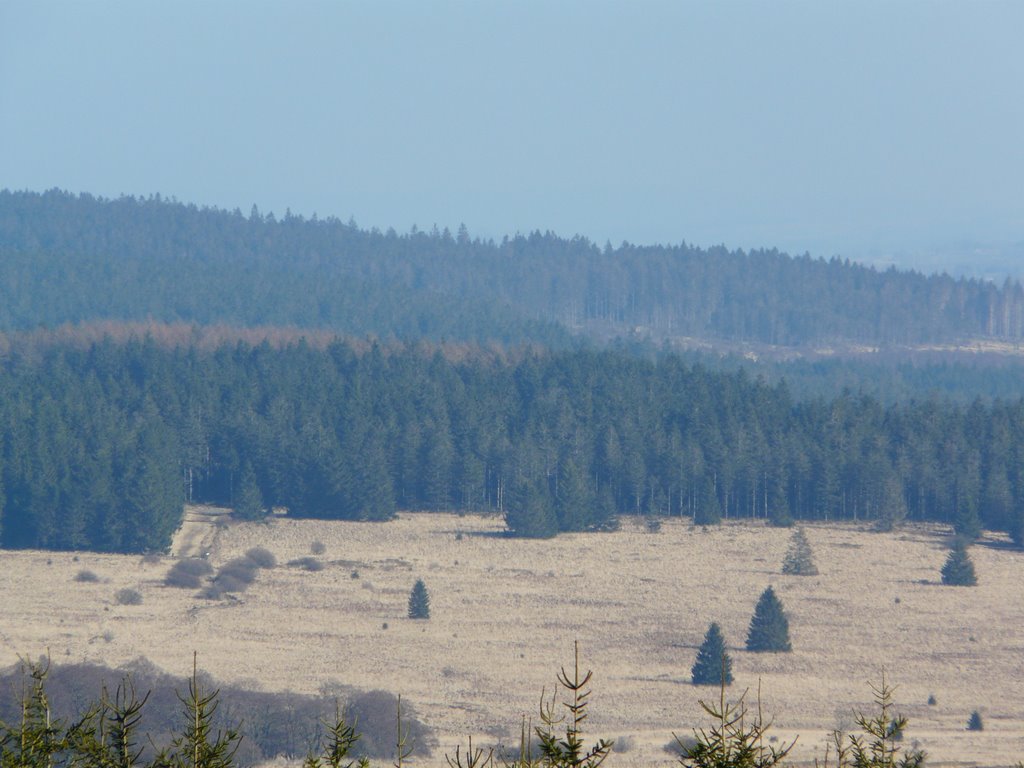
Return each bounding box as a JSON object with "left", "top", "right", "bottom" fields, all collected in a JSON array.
[
  {"left": 693, "top": 477, "right": 721, "bottom": 525},
  {"left": 941, "top": 540, "right": 977, "bottom": 586},
  {"left": 781, "top": 528, "right": 818, "bottom": 576},
  {"left": 504, "top": 477, "right": 557, "bottom": 538},
  {"left": 691, "top": 622, "right": 733, "bottom": 686},
  {"left": 746, "top": 586, "right": 791, "bottom": 652},
  {"left": 234, "top": 462, "right": 266, "bottom": 521},
  {"left": 408, "top": 579, "right": 430, "bottom": 619}
]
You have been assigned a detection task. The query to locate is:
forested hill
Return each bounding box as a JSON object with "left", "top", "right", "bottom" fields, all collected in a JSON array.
[
  {"left": 3, "top": 189, "right": 1023, "bottom": 347},
  {"left": 2, "top": 339, "right": 1022, "bottom": 552}
]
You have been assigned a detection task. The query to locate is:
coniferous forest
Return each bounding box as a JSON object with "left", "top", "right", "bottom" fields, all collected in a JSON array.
[
  {"left": 3, "top": 189, "right": 1024, "bottom": 347},
  {"left": 2, "top": 337, "right": 1024, "bottom": 552},
  {"left": 2, "top": 189, "right": 1024, "bottom": 553}
]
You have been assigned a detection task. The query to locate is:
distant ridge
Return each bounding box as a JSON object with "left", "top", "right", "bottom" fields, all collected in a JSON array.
[{"left": 1, "top": 188, "right": 1022, "bottom": 347}]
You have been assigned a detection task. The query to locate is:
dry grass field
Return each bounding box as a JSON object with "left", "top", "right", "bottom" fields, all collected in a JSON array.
[{"left": 1, "top": 510, "right": 1022, "bottom": 767}]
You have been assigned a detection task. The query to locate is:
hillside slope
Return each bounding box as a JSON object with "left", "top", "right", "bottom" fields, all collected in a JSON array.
[{"left": 2, "top": 189, "right": 1023, "bottom": 347}]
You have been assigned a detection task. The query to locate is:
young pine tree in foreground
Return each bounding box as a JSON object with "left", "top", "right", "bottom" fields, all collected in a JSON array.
[
  {"left": 821, "top": 674, "right": 925, "bottom": 768},
  {"left": 745, "top": 586, "right": 791, "bottom": 652},
  {"left": 691, "top": 623, "right": 733, "bottom": 686},
  {"left": 941, "top": 540, "right": 977, "bottom": 586},
  {"left": 408, "top": 579, "right": 431, "bottom": 619}
]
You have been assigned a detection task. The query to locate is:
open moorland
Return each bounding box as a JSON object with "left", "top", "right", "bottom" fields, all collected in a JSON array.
[{"left": 0, "top": 511, "right": 1022, "bottom": 767}]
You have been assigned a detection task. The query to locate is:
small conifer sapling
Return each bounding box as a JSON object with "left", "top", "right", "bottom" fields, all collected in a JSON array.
[
  {"left": 941, "top": 540, "right": 977, "bottom": 586},
  {"left": 408, "top": 579, "right": 430, "bottom": 619},
  {"left": 781, "top": 528, "right": 818, "bottom": 575}
]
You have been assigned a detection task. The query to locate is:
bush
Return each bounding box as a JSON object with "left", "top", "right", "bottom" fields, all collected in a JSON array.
[
  {"left": 74, "top": 570, "right": 99, "bottom": 583},
  {"left": 408, "top": 579, "right": 430, "bottom": 619},
  {"left": 941, "top": 540, "right": 977, "bottom": 586},
  {"left": 691, "top": 622, "right": 733, "bottom": 686},
  {"left": 310, "top": 540, "right": 326, "bottom": 555},
  {"left": 746, "top": 586, "right": 791, "bottom": 652},
  {"left": 213, "top": 558, "right": 259, "bottom": 593},
  {"left": 164, "top": 559, "right": 214, "bottom": 589},
  {"left": 967, "top": 710, "right": 983, "bottom": 731},
  {"left": 781, "top": 528, "right": 818, "bottom": 576},
  {"left": 244, "top": 547, "right": 276, "bottom": 569},
  {"left": 288, "top": 556, "right": 324, "bottom": 572},
  {"left": 114, "top": 588, "right": 143, "bottom": 605}
]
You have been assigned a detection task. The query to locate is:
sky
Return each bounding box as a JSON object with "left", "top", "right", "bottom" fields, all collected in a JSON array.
[{"left": 2, "top": 1, "right": 1022, "bottom": 273}]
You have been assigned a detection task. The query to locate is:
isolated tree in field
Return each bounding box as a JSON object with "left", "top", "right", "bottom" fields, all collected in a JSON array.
[
  {"left": 408, "top": 579, "right": 430, "bottom": 619},
  {"left": 691, "top": 622, "right": 733, "bottom": 686},
  {"left": 967, "top": 710, "right": 983, "bottom": 731},
  {"left": 746, "top": 586, "right": 791, "bottom": 652},
  {"left": 941, "top": 540, "right": 977, "bottom": 586},
  {"left": 781, "top": 528, "right": 818, "bottom": 576}
]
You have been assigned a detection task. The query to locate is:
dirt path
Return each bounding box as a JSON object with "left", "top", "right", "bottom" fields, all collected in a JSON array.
[{"left": 169, "top": 505, "right": 231, "bottom": 558}]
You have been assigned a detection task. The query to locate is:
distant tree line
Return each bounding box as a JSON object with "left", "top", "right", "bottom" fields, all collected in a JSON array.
[
  {"left": 2, "top": 189, "right": 1023, "bottom": 347},
  {"left": 1, "top": 339, "right": 1024, "bottom": 551}
]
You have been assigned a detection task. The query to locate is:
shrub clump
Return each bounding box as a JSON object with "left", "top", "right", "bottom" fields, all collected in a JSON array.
[
  {"left": 114, "top": 588, "right": 143, "bottom": 606},
  {"left": 244, "top": 547, "right": 276, "bottom": 569},
  {"left": 213, "top": 558, "right": 259, "bottom": 593},
  {"left": 164, "top": 558, "right": 214, "bottom": 589},
  {"left": 310, "top": 540, "right": 326, "bottom": 555},
  {"left": 74, "top": 570, "right": 99, "bottom": 583}
]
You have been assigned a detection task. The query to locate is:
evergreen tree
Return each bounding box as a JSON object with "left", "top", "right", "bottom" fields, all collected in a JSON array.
[
  {"left": 967, "top": 710, "right": 983, "bottom": 731},
  {"left": 746, "top": 586, "right": 792, "bottom": 652},
  {"left": 505, "top": 477, "right": 557, "bottom": 538},
  {"left": 941, "top": 540, "right": 978, "bottom": 586},
  {"left": 691, "top": 622, "right": 733, "bottom": 686},
  {"left": 1011, "top": 509, "right": 1024, "bottom": 549},
  {"left": 693, "top": 476, "right": 721, "bottom": 525},
  {"left": 781, "top": 528, "right": 818, "bottom": 575},
  {"left": 407, "top": 578, "right": 430, "bottom": 619},
  {"left": 234, "top": 461, "right": 266, "bottom": 521},
  {"left": 555, "top": 455, "right": 595, "bottom": 531}
]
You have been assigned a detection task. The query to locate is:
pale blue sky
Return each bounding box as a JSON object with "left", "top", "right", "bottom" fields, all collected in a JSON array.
[{"left": 2, "top": 1, "right": 1022, "bottom": 270}]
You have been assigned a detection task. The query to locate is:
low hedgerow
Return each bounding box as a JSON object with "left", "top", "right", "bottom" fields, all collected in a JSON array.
[{"left": 288, "top": 556, "right": 324, "bottom": 572}]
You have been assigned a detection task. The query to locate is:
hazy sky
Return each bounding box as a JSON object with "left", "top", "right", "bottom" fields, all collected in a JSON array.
[{"left": 2, "top": 1, "right": 1022, "bottom": 268}]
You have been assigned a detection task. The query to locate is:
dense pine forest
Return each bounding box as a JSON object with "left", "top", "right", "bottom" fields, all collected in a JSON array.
[
  {"left": 3, "top": 189, "right": 1024, "bottom": 346},
  {"left": 3, "top": 338, "right": 1023, "bottom": 553}
]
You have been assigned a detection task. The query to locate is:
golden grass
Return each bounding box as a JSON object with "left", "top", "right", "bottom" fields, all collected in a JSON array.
[{"left": 1, "top": 511, "right": 1022, "bottom": 767}]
